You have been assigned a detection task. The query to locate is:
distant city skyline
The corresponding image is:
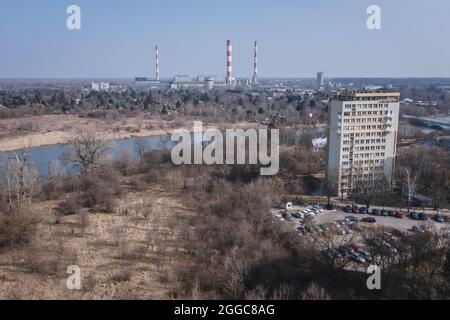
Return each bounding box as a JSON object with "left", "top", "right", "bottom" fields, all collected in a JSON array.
[{"left": 1, "top": 0, "right": 450, "bottom": 78}]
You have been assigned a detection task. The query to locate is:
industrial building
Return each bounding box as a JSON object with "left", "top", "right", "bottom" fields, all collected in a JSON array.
[
  {"left": 91, "top": 82, "right": 110, "bottom": 91},
  {"left": 327, "top": 91, "right": 400, "bottom": 196},
  {"left": 133, "top": 39, "right": 259, "bottom": 90}
]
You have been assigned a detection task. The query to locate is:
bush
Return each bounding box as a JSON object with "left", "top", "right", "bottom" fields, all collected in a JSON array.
[
  {"left": 0, "top": 209, "right": 38, "bottom": 248},
  {"left": 40, "top": 180, "right": 64, "bottom": 200},
  {"left": 57, "top": 174, "right": 122, "bottom": 214}
]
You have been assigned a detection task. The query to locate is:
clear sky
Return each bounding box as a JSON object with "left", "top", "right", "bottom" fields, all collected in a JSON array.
[{"left": 1, "top": 0, "right": 449, "bottom": 78}]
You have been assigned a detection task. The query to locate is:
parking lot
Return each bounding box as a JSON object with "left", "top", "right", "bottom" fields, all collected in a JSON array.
[
  {"left": 271, "top": 203, "right": 450, "bottom": 268},
  {"left": 314, "top": 210, "right": 448, "bottom": 232},
  {"left": 273, "top": 204, "right": 449, "bottom": 234}
]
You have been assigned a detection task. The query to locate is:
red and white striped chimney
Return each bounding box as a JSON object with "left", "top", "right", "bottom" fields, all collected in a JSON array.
[
  {"left": 226, "top": 40, "right": 233, "bottom": 84},
  {"left": 156, "top": 45, "right": 160, "bottom": 81},
  {"left": 253, "top": 41, "right": 258, "bottom": 83}
]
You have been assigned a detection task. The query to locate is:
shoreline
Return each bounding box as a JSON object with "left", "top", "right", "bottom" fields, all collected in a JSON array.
[
  {"left": 0, "top": 128, "right": 171, "bottom": 153},
  {"left": 0, "top": 114, "right": 266, "bottom": 153}
]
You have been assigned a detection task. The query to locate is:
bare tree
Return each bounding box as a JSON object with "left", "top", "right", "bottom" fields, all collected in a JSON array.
[
  {"left": 134, "top": 139, "right": 149, "bottom": 161},
  {"left": 65, "top": 129, "right": 112, "bottom": 175},
  {"left": 1, "top": 144, "right": 40, "bottom": 211},
  {"left": 404, "top": 168, "right": 417, "bottom": 215},
  {"left": 350, "top": 165, "right": 389, "bottom": 210}
]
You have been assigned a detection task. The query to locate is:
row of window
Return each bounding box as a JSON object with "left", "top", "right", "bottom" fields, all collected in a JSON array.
[
  {"left": 342, "top": 125, "right": 387, "bottom": 131},
  {"left": 343, "top": 118, "right": 387, "bottom": 124},
  {"left": 343, "top": 138, "right": 386, "bottom": 144},
  {"left": 342, "top": 152, "right": 386, "bottom": 160},
  {"left": 344, "top": 103, "right": 391, "bottom": 109},
  {"left": 353, "top": 145, "right": 386, "bottom": 151},
  {"left": 342, "top": 110, "right": 393, "bottom": 116},
  {"left": 343, "top": 132, "right": 386, "bottom": 138}
]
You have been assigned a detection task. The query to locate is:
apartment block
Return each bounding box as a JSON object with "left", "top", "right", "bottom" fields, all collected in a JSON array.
[{"left": 327, "top": 92, "right": 400, "bottom": 196}]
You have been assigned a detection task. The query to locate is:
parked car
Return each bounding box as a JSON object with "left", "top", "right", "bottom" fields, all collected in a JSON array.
[
  {"left": 418, "top": 212, "right": 428, "bottom": 221},
  {"left": 358, "top": 250, "right": 372, "bottom": 262},
  {"left": 409, "top": 212, "right": 420, "bottom": 220},
  {"left": 349, "top": 222, "right": 362, "bottom": 232},
  {"left": 352, "top": 205, "right": 359, "bottom": 213},
  {"left": 371, "top": 209, "right": 380, "bottom": 216},
  {"left": 345, "top": 216, "right": 360, "bottom": 222},
  {"left": 435, "top": 213, "right": 445, "bottom": 223},
  {"left": 359, "top": 207, "right": 368, "bottom": 214},
  {"left": 292, "top": 212, "right": 304, "bottom": 219},
  {"left": 344, "top": 205, "right": 352, "bottom": 213},
  {"left": 388, "top": 210, "right": 396, "bottom": 217},
  {"left": 411, "top": 225, "right": 426, "bottom": 233},
  {"left": 324, "top": 203, "right": 334, "bottom": 210},
  {"left": 283, "top": 213, "right": 293, "bottom": 221},
  {"left": 305, "top": 212, "right": 316, "bottom": 218},
  {"left": 343, "top": 226, "right": 353, "bottom": 234},
  {"left": 297, "top": 226, "right": 307, "bottom": 236},
  {"left": 395, "top": 211, "right": 404, "bottom": 219},
  {"left": 381, "top": 210, "right": 389, "bottom": 217},
  {"left": 351, "top": 254, "right": 366, "bottom": 264},
  {"left": 361, "top": 217, "right": 376, "bottom": 223}
]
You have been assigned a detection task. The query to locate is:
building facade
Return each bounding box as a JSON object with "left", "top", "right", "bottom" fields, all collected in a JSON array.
[
  {"left": 327, "top": 92, "right": 400, "bottom": 196},
  {"left": 316, "top": 72, "right": 324, "bottom": 90}
]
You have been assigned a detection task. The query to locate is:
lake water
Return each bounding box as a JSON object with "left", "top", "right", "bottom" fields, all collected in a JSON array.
[{"left": 0, "top": 135, "right": 173, "bottom": 180}]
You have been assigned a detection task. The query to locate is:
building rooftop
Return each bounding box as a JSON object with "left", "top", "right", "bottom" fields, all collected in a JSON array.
[{"left": 331, "top": 91, "right": 400, "bottom": 101}]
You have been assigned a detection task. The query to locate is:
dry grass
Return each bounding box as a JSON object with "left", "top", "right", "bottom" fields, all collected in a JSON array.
[{"left": 0, "top": 187, "right": 194, "bottom": 300}]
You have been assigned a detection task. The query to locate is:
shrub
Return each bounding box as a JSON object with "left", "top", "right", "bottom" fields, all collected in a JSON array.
[
  {"left": 0, "top": 209, "right": 38, "bottom": 248},
  {"left": 57, "top": 174, "right": 122, "bottom": 214}
]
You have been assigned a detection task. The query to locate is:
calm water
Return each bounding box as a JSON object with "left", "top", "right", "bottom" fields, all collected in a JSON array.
[{"left": 0, "top": 135, "right": 173, "bottom": 180}]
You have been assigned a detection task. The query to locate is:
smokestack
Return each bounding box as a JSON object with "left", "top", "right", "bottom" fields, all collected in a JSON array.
[
  {"left": 156, "top": 45, "right": 160, "bottom": 81},
  {"left": 253, "top": 41, "right": 258, "bottom": 84},
  {"left": 226, "top": 40, "right": 233, "bottom": 84}
]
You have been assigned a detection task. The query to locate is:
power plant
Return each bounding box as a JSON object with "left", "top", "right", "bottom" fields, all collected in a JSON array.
[{"left": 134, "top": 40, "right": 259, "bottom": 90}]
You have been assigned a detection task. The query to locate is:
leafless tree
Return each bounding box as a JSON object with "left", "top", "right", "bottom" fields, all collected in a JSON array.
[
  {"left": 134, "top": 139, "right": 149, "bottom": 161},
  {"left": 351, "top": 165, "right": 389, "bottom": 210},
  {"left": 65, "top": 129, "right": 112, "bottom": 175},
  {"left": 404, "top": 168, "right": 417, "bottom": 214},
  {"left": 0, "top": 144, "right": 40, "bottom": 211}
]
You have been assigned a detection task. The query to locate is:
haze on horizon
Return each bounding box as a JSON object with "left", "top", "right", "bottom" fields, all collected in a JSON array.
[{"left": 1, "top": 0, "right": 449, "bottom": 79}]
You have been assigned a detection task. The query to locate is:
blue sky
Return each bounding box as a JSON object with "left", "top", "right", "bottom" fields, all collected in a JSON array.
[{"left": 0, "top": 0, "right": 449, "bottom": 78}]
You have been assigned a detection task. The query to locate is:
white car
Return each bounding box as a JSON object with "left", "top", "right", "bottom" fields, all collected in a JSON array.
[{"left": 305, "top": 212, "right": 316, "bottom": 218}]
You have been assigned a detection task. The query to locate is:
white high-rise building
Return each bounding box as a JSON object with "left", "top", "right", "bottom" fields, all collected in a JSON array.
[{"left": 327, "top": 92, "right": 400, "bottom": 196}]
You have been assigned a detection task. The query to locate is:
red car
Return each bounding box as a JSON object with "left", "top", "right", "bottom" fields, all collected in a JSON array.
[
  {"left": 352, "top": 205, "right": 359, "bottom": 213},
  {"left": 395, "top": 211, "right": 404, "bottom": 219}
]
